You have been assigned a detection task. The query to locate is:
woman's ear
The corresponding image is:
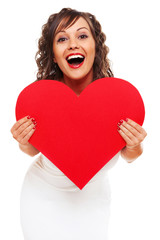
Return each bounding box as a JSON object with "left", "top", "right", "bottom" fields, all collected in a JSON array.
[{"left": 53, "top": 57, "right": 57, "bottom": 63}]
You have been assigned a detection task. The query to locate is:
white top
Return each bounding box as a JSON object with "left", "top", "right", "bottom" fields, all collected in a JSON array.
[
  {"left": 20, "top": 152, "right": 120, "bottom": 240},
  {"left": 30, "top": 152, "right": 120, "bottom": 192}
]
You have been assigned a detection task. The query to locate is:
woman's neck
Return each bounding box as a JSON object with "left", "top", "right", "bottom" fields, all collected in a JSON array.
[{"left": 61, "top": 70, "right": 93, "bottom": 97}]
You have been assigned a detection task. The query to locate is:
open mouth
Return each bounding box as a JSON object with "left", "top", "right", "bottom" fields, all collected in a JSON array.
[{"left": 66, "top": 54, "right": 85, "bottom": 68}]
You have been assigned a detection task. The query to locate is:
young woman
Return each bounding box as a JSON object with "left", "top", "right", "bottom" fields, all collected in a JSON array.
[{"left": 10, "top": 8, "right": 147, "bottom": 240}]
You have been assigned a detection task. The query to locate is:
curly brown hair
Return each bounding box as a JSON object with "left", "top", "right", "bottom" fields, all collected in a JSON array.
[{"left": 35, "top": 8, "right": 114, "bottom": 82}]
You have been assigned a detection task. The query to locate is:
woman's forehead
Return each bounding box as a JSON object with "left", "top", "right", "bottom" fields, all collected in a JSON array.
[{"left": 55, "top": 16, "right": 90, "bottom": 34}]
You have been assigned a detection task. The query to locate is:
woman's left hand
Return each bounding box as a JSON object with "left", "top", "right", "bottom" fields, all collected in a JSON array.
[{"left": 117, "top": 118, "right": 147, "bottom": 161}]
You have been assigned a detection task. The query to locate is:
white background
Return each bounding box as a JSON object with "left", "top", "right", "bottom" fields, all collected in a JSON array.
[{"left": 0, "top": 0, "right": 160, "bottom": 239}]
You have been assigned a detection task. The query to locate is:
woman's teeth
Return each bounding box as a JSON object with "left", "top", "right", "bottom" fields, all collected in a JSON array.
[
  {"left": 67, "top": 55, "right": 84, "bottom": 61},
  {"left": 66, "top": 55, "right": 85, "bottom": 67}
]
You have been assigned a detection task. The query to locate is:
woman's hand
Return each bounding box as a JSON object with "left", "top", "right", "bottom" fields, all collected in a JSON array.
[
  {"left": 117, "top": 118, "right": 147, "bottom": 162},
  {"left": 10, "top": 116, "right": 40, "bottom": 156}
]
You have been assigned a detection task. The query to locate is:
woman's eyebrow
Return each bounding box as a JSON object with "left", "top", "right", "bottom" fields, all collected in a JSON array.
[
  {"left": 55, "top": 30, "right": 66, "bottom": 36},
  {"left": 77, "top": 27, "right": 89, "bottom": 32},
  {"left": 55, "top": 27, "right": 89, "bottom": 36}
]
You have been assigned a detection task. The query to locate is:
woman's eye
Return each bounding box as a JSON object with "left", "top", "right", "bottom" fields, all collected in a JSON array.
[
  {"left": 57, "top": 37, "right": 67, "bottom": 43},
  {"left": 79, "top": 34, "right": 88, "bottom": 39}
]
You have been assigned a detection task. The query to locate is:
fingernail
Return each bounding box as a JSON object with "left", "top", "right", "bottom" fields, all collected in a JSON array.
[
  {"left": 33, "top": 126, "right": 36, "bottom": 129},
  {"left": 125, "top": 118, "right": 129, "bottom": 122},
  {"left": 33, "top": 121, "right": 37, "bottom": 125},
  {"left": 118, "top": 120, "right": 123, "bottom": 126},
  {"left": 27, "top": 116, "right": 31, "bottom": 119},
  {"left": 31, "top": 118, "right": 36, "bottom": 122},
  {"left": 117, "top": 126, "right": 120, "bottom": 131}
]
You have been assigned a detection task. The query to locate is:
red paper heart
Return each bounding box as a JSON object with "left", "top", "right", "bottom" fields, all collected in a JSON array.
[{"left": 15, "top": 77, "right": 145, "bottom": 189}]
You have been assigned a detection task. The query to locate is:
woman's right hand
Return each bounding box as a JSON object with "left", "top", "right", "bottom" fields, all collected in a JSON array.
[
  {"left": 10, "top": 115, "right": 37, "bottom": 145},
  {"left": 10, "top": 116, "right": 40, "bottom": 156}
]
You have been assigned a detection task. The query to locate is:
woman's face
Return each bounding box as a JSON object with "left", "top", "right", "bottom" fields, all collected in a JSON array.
[{"left": 53, "top": 17, "right": 96, "bottom": 81}]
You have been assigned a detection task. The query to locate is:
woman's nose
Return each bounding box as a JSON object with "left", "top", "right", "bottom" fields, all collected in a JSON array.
[{"left": 68, "top": 38, "right": 79, "bottom": 50}]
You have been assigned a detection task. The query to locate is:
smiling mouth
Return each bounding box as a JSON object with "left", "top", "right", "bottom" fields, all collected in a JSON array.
[{"left": 66, "top": 54, "right": 85, "bottom": 69}]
